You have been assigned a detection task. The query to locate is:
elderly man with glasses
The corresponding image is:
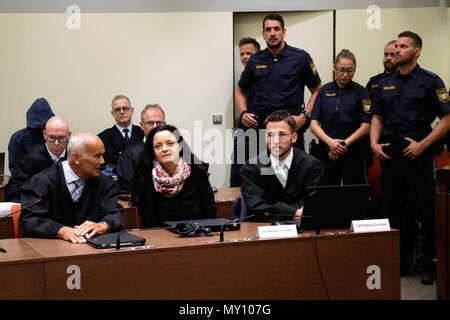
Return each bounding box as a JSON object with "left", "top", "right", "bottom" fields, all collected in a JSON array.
[
  {"left": 5, "top": 116, "right": 71, "bottom": 202},
  {"left": 98, "top": 95, "right": 144, "bottom": 173},
  {"left": 116, "top": 104, "right": 166, "bottom": 192}
]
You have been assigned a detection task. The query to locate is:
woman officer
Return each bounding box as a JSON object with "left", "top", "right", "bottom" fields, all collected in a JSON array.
[{"left": 310, "top": 49, "right": 372, "bottom": 185}]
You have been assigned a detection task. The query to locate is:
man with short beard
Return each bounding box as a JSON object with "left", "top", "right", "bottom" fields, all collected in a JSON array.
[
  {"left": 236, "top": 13, "right": 322, "bottom": 154},
  {"left": 366, "top": 40, "right": 397, "bottom": 99},
  {"left": 98, "top": 95, "right": 144, "bottom": 172},
  {"left": 371, "top": 31, "right": 450, "bottom": 285}
]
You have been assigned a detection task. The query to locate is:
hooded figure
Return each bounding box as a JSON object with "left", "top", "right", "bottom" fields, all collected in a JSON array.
[{"left": 8, "top": 98, "right": 55, "bottom": 175}]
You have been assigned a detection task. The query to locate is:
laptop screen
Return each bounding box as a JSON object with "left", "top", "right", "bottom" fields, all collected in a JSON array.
[{"left": 302, "top": 184, "right": 371, "bottom": 230}]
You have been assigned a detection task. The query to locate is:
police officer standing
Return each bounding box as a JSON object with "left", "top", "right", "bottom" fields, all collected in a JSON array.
[
  {"left": 310, "top": 49, "right": 371, "bottom": 185},
  {"left": 366, "top": 40, "right": 397, "bottom": 99},
  {"left": 236, "top": 13, "right": 322, "bottom": 153},
  {"left": 371, "top": 31, "right": 450, "bottom": 284}
]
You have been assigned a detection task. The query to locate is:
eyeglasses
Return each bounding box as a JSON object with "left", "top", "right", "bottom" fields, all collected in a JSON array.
[
  {"left": 336, "top": 68, "right": 355, "bottom": 74},
  {"left": 112, "top": 106, "right": 131, "bottom": 113},
  {"left": 46, "top": 135, "right": 69, "bottom": 143},
  {"left": 266, "top": 131, "right": 292, "bottom": 138},
  {"left": 143, "top": 120, "right": 165, "bottom": 126}
]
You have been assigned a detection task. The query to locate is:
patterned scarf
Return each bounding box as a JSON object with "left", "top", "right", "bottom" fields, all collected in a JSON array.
[{"left": 152, "top": 159, "right": 191, "bottom": 198}]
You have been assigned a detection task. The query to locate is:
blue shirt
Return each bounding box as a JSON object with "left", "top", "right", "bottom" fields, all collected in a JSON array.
[
  {"left": 372, "top": 65, "right": 450, "bottom": 143},
  {"left": 311, "top": 81, "right": 372, "bottom": 140},
  {"left": 238, "top": 43, "right": 321, "bottom": 123}
]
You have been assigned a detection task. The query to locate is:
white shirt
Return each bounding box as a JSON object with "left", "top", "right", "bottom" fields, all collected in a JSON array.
[
  {"left": 45, "top": 144, "right": 66, "bottom": 162},
  {"left": 62, "top": 160, "right": 85, "bottom": 201},
  {"left": 270, "top": 147, "right": 293, "bottom": 189},
  {"left": 115, "top": 123, "right": 133, "bottom": 139}
]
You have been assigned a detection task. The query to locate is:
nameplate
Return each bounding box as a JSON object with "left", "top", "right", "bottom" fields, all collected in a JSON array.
[
  {"left": 350, "top": 219, "right": 390, "bottom": 233},
  {"left": 257, "top": 225, "right": 298, "bottom": 239}
]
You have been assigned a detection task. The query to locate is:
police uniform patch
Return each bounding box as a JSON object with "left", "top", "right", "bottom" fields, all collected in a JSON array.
[
  {"left": 310, "top": 61, "right": 318, "bottom": 74},
  {"left": 362, "top": 100, "right": 371, "bottom": 114},
  {"left": 436, "top": 88, "right": 450, "bottom": 103},
  {"left": 371, "top": 84, "right": 379, "bottom": 88},
  {"left": 383, "top": 85, "right": 395, "bottom": 90},
  {"left": 325, "top": 93, "right": 336, "bottom": 97},
  {"left": 256, "top": 65, "right": 267, "bottom": 69}
]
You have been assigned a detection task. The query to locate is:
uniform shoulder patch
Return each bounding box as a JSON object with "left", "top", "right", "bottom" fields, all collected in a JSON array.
[
  {"left": 436, "top": 88, "right": 450, "bottom": 103},
  {"left": 309, "top": 61, "right": 318, "bottom": 74},
  {"left": 296, "top": 48, "right": 304, "bottom": 53},
  {"left": 362, "top": 100, "right": 371, "bottom": 114}
]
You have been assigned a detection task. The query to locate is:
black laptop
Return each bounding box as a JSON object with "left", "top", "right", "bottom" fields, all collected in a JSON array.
[
  {"left": 86, "top": 231, "right": 146, "bottom": 249},
  {"left": 163, "top": 218, "right": 240, "bottom": 232},
  {"left": 302, "top": 184, "right": 371, "bottom": 230}
]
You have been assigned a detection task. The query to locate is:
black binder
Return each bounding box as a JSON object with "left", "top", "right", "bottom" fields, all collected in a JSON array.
[{"left": 86, "top": 231, "right": 146, "bottom": 249}]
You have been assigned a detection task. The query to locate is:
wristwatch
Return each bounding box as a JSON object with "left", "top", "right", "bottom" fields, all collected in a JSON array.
[{"left": 302, "top": 109, "right": 311, "bottom": 119}]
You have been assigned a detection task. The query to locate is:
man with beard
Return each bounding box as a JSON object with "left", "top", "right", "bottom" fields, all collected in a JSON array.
[
  {"left": 240, "top": 110, "right": 323, "bottom": 219},
  {"left": 98, "top": 95, "right": 144, "bottom": 172},
  {"left": 19, "top": 133, "right": 123, "bottom": 242},
  {"left": 371, "top": 31, "right": 450, "bottom": 284},
  {"left": 235, "top": 13, "right": 322, "bottom": 155},
  {"left": 366, "top": 40, "right": 397, "bottom": 99}
]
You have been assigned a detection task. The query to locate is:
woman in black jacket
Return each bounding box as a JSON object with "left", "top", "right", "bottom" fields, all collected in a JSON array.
[{"left": 132, "top": 125, "right": 216, "bottom": 228}]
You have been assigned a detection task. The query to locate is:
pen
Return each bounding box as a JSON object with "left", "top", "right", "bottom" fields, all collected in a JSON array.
[{"left": 0, "top": 247, "right": 6, "bottom": 253}]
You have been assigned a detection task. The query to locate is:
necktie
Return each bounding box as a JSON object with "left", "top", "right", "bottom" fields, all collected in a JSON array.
[
  {"left": 123, "top": 128, "right": 130, "bottom": 142},
  {"left": 72, "top": 179, "right": 84, "bottom": 202},
  {"left": 276, "top": 163, "right": 288, "bottom": 188}
]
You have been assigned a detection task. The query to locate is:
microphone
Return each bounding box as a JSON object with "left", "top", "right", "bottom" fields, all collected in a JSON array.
[
  {"left": 262, "top": 212, "right": 320, "bottom": 235},
  {"left": 0, "top": 198, "right": 42, "bottom": 221},
  {"left": 219, "top": 213, "right": 259, "bottom": 243}
]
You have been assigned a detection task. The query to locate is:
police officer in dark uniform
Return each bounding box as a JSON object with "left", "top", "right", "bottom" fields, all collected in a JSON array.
[
  {"left": 366, "top": 40, "right": 397, "bottom": 99},
  {"left": 371, "top": 31, "right": 450, "bottom": 284},
  {"left": 310, "top": 49, "right": 371, "bottom": 185},
  {"left": 235, "top": 13, "right": 322, "bottom": 161}
]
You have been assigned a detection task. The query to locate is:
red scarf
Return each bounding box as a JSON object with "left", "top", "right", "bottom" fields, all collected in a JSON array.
[{"left": 152, "top": 160, "right": 191, "bottom": 198}]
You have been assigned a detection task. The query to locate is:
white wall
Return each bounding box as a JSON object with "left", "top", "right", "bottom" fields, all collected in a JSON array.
[{"left": 0, "top": 12, "right": 233, "bottom": 187}]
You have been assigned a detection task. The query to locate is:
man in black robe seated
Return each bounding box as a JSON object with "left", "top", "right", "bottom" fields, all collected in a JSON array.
[
  {"left": 19, "top": 132, "right": 123, "bottom": 243},
  {"left": 5, "top": 116, "right": 71, "bottom": 202},
  {"left": 98, "top": 95, "right": 144, "bottom": 172},
  {"left": 240, "top": 110, "right": 324, "bottom": 219}
]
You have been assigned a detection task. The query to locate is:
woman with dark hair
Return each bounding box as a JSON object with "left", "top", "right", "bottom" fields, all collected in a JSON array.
[
  {"left": 132, "top": 125, "right": 216, "bottom": 228},
  {"left": 310, "top": 49, "right": 372, "bottom": 185}
]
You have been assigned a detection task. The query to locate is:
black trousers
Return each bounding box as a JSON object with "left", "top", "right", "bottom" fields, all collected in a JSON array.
[
  {"left": 320, "top": 151, "right": 368, "bottom": 186},
  {"left": 380, "top": 153, "right": 436, "bottom": 263}
]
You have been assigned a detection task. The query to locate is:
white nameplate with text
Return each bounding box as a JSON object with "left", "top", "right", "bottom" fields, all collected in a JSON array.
[
  {"left": 350, "top": 219, "right": 390, "bottom": 233},
  {"left": 257, "top": 225, "right": 298, "bottom": 239}
]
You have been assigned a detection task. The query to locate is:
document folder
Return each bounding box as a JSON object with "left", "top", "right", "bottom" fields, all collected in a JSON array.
[{"left": 86, "top": 231, "right": 146, "bottom": 249}]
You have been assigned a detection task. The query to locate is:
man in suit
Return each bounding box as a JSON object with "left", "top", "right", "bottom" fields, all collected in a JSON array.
[
  {"left": 20, "top": 132, "right": 123, "bottom": 243},
  {"left": 240, "top": 110, "right": 323, "bottom": 219},
  {"left": 117, "top": 104, "right": 166, "bottom": 192},
  {"left": 98, "top": 95, "right": 144, "bottom": 172},
  {"left": 5, "top": 116, "right": 71, "bottom": 202}
]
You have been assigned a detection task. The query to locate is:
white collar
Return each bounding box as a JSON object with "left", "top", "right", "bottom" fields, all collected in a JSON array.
[
  {"left": 115, "top": 123, "right": 133, "bottom": 133},
  {"left": 45, "top": 144, "right": 66, "bottom": 161},
  {"left": 62, "top": 160, "right": 83, "bottom": 185},
  {"left": 270, "top": 147, "right": 293, "bottom": 170}
]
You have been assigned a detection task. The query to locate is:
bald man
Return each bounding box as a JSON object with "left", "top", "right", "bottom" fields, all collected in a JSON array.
[
  {"left": 5, "top": 116, "right": 71, "bottom": 202},
  {"left": 19, "top": 132, "right": 123, "bottom": 242}
]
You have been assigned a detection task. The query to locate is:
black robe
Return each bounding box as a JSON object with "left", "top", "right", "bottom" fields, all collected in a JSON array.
[
  {"left": 5, "top": 144, "right": 65, "bottom": 202},
  {"left": 116, "top": 141, "right": 144, "bottom": 192},
  {"left": 19, "top": 162, "right": 123, "bottom": 238},
  {"left": 98, "top": 125, "right": 144, "bottom": 169},
  {"left": 240, "top": 147, "right": 324, "bottom": 216}
]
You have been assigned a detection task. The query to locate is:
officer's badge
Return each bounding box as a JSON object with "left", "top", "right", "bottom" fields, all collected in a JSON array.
[
  {"left": 436, "top": 88, "right": 450, "bottom": 103},
  {"left": 310, "top": 61, "right": 318, "bottom": 74},
  {"left": 362, "top": 100, "right": 371, "bottom": 114},
  {"left": 256, "top": 65, "right": 267, "bottom": 69}
]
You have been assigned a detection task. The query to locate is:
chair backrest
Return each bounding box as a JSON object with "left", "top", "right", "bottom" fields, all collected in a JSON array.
[
  {"left": 11, "top": 204, "right": 22, "bottom": 238},
  {"left": 232, "top": 195, "right": 249, "bottom": 220}
]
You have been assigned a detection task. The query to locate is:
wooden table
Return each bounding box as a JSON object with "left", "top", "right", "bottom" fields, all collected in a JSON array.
[
  {"left": 436, "top": 165, "right": 450, "bottom": 300},
  {"left": 214, "top": 187, "right": 241, "bottom": 220},
  {"left": 0, "top": 238, "right": 45, "bottom": 299},
  {"left": 7, "top": 224, "right": 399, "bottom": 300}
]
